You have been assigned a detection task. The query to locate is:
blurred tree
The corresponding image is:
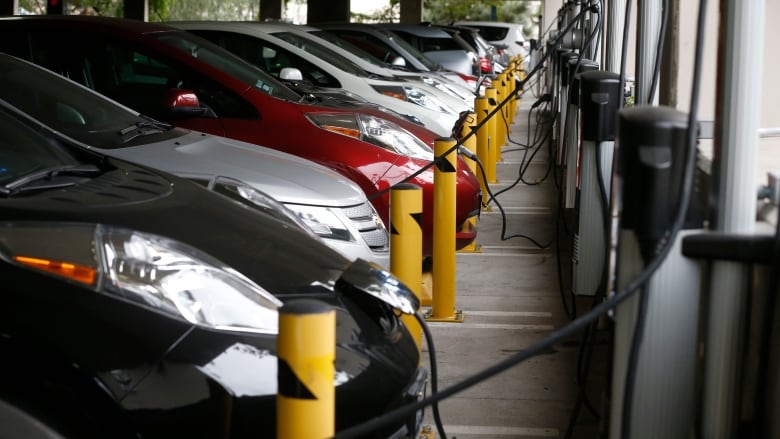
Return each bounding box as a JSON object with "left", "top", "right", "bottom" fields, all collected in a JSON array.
[
  {"left": 20, "top": 0, "right": 122, "bottom": 15},
  {"left": 423, "top": 0, "right": 539, "bottom": 37},
  {"left": 153, "top": 0, "right": 260, "bottom": 21},
  {"left": 351, "top": 0, "right": 399, "bottom": 23},
  {"left": 18, "top": 0, "right": 539, "bottom": 34},
  {"left": 346, "top": 0, "right": 539, "bottom": 37}
]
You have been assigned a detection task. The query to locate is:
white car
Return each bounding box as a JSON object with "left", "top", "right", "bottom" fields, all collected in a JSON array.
[
  {"left": 454, "top": 20, "right": 529, "bottom": 66},
  {"left": 303, "top": 24, "right": 479, "bottom": 108},
  {"left": 314, "top": 22, "right": 488, "bottom": 93},
  {"left": 172, "top": 21, "right": 465, "bottom": 137}
]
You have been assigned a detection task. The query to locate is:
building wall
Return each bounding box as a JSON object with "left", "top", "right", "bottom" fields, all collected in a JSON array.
[{"left": 542, "top": 0, "right": 778, "bottom": 187}]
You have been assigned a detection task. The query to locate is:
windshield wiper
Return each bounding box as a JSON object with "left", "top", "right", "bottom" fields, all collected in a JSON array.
[
  {"left": 0, "top": 164, "right": 102, "bottom": 195},
  {"left": 118, "top": 120, "right": 173, "bottom": 143}
]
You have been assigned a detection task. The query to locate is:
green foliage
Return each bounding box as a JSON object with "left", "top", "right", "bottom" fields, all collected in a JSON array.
[
  {"left": 350, "top": 0, "right": 399, "bottom": 23},
  {"left": 18, "top": 0, "right": 539, "bottom": 35},
  {"left": 18, "top": 0, "right": 255, "bottom": 20},
  {"left": 423, "top": 0, "right": 534, "bottom": 27},
  {"left": 19, "top": 0, "right": 122, "bottom": 15},
  {"left": 152, "top": 0, "right": 260, "bottom": 21}
]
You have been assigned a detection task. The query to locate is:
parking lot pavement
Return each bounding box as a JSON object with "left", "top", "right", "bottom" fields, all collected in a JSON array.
[{"left": 420, "top": 95, "right": 607, "bottom": 439}]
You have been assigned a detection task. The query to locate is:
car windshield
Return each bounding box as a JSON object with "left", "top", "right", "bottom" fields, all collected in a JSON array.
[
  {"left": 309, "top": 30, "right": 388, "bottom": 68},
  {"left": 0, "top": 54, "right": 167, "bottom": 149},
  {"left": 384, "top": 30, "right": 440, "bottom": 70},
  {"left": 0, "top": 107, "right": 81, "bottom": 187},
  {"left": 271, "top": 31, "right": 375, "bottom": 78},
  {"left": 153, "top": 31, "right": 300, "bottom": 101}
]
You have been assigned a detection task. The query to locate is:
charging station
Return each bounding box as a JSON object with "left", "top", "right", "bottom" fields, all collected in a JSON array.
[
  {"left": 556, "top": 51, "right": 580, "bottom": 166},
  {"left": 563, "top": 58, "right": 599, "bottom": 210},
  {"left": 571, "top": 70, "right": 620, "bottom": 296},
  {"left": 608, "top": 106, "right": 705, "bottom": 438}
]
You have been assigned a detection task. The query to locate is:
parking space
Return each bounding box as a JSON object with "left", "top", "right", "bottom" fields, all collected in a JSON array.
[{"left": 420, "top": 96, "right": 605, "bottom": 439}]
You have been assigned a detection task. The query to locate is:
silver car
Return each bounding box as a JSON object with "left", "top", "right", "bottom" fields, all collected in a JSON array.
[
  {"left": 0, "top": 53, "right": 390, "bottom": 267},
  {"left": 376, "top": 23, "right": 478, "bottom": 77}
]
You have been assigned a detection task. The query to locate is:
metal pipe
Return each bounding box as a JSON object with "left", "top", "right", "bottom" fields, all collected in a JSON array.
[
  {"left": 277, "top": 299, "right": 335, "bottom": 439},
  {"left": 485, "top": 87, "right": 499, "bottom": 183},
  {"left": 703, "top": 0, "right": 765, "bottom": 437},
  {"left": 391, "top": 183, "right": 424, "bottom": 350},
  {"left": 458, "top": 111, "right": 482, "bottom": 253},
  {"left": 636, "top": 0, "right": 662, "bottom": 105},
  {"left": 475, "top": 95, "right": 492, "bottom": 206},
  {"left": 428, "top": 137, "right": 463, "bottom": 323}
]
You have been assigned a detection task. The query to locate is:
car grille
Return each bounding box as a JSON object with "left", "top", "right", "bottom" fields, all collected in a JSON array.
[{"left": 342, "top": 202, "right": 389, "bottom": 251}]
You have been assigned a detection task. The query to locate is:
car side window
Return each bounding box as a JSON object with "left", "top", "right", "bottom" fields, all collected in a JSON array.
[
  {"left": 337, "top": 32, "right": 401, "bottom": 64},
  {"left": 23, "top": 30, "right": 258, "bottom": 121},
  {"left": 393, "top": 31, "right": 462, "bottom": 52},
  {"left": 192, "top": 30, "right": 341, "bottom": 88}
]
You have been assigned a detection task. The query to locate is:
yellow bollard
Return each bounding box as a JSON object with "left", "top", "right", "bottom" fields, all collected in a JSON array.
[
  {"left": 460, "top": 111, "right": 478, "bottom": 175},
  {"left": 508, "top": 66, "right": 518, "bottom": 120},
  {"left": 496, "top": 73, "right": 510, "bottom": 155},
  {"left": 458, "top": 111, "right": 482, "bottom": 253},
  {"left": 277, "top": 299, "right": 335, "bottom": 439},
  {"left": 390, "top": 183, "right": 423, "bottom": 350},
  {"left": 428, "top": 137, "right": 464, "bottom": 323},
  {"left": 485, "top": 87, "right": 498, "bottom": 183},
  {"left": 494, "top": 77, "right": 506, "bottom": 162},
  {"left": 475, "top": 96, "right": 492, "bottom": 209}
]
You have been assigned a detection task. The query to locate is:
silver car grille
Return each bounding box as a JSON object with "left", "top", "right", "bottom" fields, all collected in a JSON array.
[{"left": 342, "top": 202, "right": 389, "bottom": 251}]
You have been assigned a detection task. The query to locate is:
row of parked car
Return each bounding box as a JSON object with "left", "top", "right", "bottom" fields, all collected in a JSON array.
[{"left": 0, "top": 15, "right": 523, "bottom": 439}]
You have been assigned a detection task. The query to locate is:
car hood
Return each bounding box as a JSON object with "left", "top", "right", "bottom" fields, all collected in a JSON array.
[{"left": 103, "top": 131, "right": 367, "bottom": 207}]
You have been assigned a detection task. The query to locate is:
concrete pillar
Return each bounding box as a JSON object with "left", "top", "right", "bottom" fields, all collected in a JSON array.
[
  {"left": 46, "top": 0, "right": 65, "bottom": 14},
  {"left": 261, "top": 0, "right": 283, "bottom": 21},
  {"left": 123, "top": 0, "right": 147, "bottom": 21},
  {"left": 0, "top": 0, "right": 16, "bottom": 15},
  {"left": 307, "top": 0, "right": 349, "bottom": 24},
  {"left": 659, "top": 0, "right": 679, "bottom": 107},
  {"left": 400, "top": 0, "right": 422, "bottom": 24}
]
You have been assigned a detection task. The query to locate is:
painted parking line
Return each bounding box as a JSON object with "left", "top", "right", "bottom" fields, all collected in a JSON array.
[
  {"left": 444, "top": 425, "right": 560, "bottom": 437},
  {"left": 427, "top": 322, "right": 555, "bottom": 331},
  {"left": 480, "top": 206, "right": 553, "bottom": 214},
  {"left": 457, "top": 251, "right": 552, "bottom": 257},
  {"left": 465, "top": 310, "right": 552, "bottom": 318}
]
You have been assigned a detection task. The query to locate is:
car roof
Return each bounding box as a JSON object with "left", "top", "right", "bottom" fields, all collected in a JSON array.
[
  {"left": 0, "top": 14, "right": 173, "bottom": 34},
  {"left": 375, "top": 23, "right": 454, "bottom": 38},
  {"left": 315, "top": 22, "right": 400, "bottom": 38},
  {"left": 454, "top": 20, "right": 523, "bottom": 28},
  {"left": 170, "top": 20, "right": 320, "bottom": 34}
]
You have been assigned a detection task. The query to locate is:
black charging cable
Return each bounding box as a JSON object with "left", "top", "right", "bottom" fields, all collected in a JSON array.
[
  {"left": 333, "top": 201, "right": 698, "bottom": 439},
  {"left": 463, "top": 149, "right": 553, "bottom": 249},
  {"left": 413, "top": 311, "right": 448, "bottom": 439}
]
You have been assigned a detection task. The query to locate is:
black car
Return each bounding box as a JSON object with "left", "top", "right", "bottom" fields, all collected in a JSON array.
[{"left": 0, "top": 103, "right": 425, "bottom": 438}]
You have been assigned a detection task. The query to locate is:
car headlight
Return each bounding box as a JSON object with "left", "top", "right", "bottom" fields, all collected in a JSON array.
[
  {"left": 421, "top": 76, "right": 475, "bottom": 103},
  {"left": 1, "top": 222, "right": 281, "bottom": 334},
  {"left": 203, "top": 176, "right": 316, "bottom": 238},
  {"left": 371, "top": 84, "right": 456, "bottom": 114},
  {"left": 284, "top": 204, "right": 354, "bottom": 242},
  {"left": 306, "top": 113, "right": 434, "bottom": 161},
  {"left": 336, "top": 259, "right": 420, "bottom": 315}
]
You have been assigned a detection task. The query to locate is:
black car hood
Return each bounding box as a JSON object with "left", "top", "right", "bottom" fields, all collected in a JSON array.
[{"left": 0, "top": 158, "right": 350, "bottom": 294}]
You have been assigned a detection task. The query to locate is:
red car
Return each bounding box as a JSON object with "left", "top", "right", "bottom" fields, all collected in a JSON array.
[{"left": 0, "top": 15, "right": 480, "bottom": 256}]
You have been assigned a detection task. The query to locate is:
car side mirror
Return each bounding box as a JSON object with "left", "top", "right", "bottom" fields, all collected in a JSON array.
[
  {"left": 390, "top": 56, "right": 406, "bottom": 67},
  {"left": 279, "top": 67, "right": 303, "bottom": 81},
  {"left": 163, "top": 89, "right": 215, "bottom": 118}
]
